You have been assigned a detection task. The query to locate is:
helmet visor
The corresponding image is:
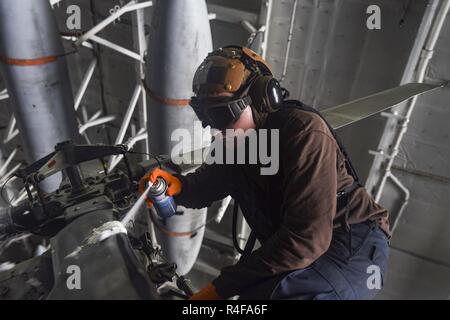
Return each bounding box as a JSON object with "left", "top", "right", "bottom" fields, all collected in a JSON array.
[{"left": 190, "top": 96, "right": 249, "bottom": 129}]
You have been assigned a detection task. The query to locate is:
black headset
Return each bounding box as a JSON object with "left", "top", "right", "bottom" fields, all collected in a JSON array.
[
  {"left": 190, "top": 46, "right": 289, "bottom": 129},
  {"left": 220, "top": 45, "right": 288, "bottom": 113}
]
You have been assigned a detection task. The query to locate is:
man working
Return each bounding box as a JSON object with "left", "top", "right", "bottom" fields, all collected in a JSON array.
[{"left": 140, "top": 46, "right": 390, "bottom": 300}]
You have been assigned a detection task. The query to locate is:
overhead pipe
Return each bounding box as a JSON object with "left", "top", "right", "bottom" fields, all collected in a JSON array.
[
  {"left": 74, "top": 58, "right": 97, "bottom": 111},
  {"left": 78, "top": 115, "right": 116, "bottom": 134},
  {"left": 75, "top": 0, "right": 153, "bottom": 46},
  {"left": 0, "top": 0, "right": 80, "bottom": 191},
  {"left": 3, "top": 115, "right": 19, "bottom": 144},
  {"left": 386, "top": 172, "right": 410, "bottom": 234},
  {"left": 280, "top": 0, "right": 298, "bottom": 82},
  {"left": 131, "top": 3, "right": 151, "bottom": 160},
  {"left": 375, "top": 0, "right": 450, "bottom": 203},
  {"left": 259, "top": 0, "right": 274, "bottom": 59}
]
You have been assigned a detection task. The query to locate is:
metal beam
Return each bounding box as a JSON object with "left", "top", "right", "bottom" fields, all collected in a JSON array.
[
  {"left": 0, "top": 88, "right": 8, "bottom": 100},
  {"left": 0, "top": 147, "right": 17, "bottom": 177},
  {"left": 207, "top": 3, "right": 259, "bottom": 25},
  {"left": 74, "top": 58, "right": 97, "bottom": 111},
  {"left": 89, "top": 35, "right": 144, "bottom": 62},
  {"left": 3, "top": 116, "right": 19, "bottom": 144},
  {"left": 131, "top": 3, "right": 150, "bottom": 160},
  {"left": 75, "top": 0, "right": 153, "bottom": 46},
  {"left": 78, "top": 115, "right": 116, "bottom": 134}
]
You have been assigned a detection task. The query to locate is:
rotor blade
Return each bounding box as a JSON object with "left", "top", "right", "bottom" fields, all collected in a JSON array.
[
  {"left": 169, "top": 82, "right": 447, "bottom": 166},
  {"left": 322, "top": 82, "right": 447, "bottom": 129}
]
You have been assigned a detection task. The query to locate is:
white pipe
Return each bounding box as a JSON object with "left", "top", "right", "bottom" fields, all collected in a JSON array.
[
  {"left": 215, "top": 196, "right": 232, "bottom": 223},
  {"left": 75, "top": 0, "right": 153, "bottom": 46},
  {"left": 0, "top": 163, "right": 21, "bottom": 186},
  {"left": 375, "top": 0, "right": 450, "bottom": 202},
  {"left": 108, "top": 83, "right": 141, "bottom": 170},
  {"left": 387, "top": 172, "right": 410, "bottom": 233},
  {"left": 132, "top": 5, "right": 150, "bottom": 160},
  {"left": 3, "top": 129, "right": 19, "bottom": 144},
  {"left": 107, "top": 84, "right": 142, "bottom": 169},
  {"left": 5, "top": 116, "right": 16, "bottom": 138},
  {"left": 74, "top": 58, "right": 97, "bottom": 111},
  {"left": 3, "top": 116, "right": 19, "bottom": 144},
  {"left": 0, "top": 148, "right": 17, "bottom": 177},
  {"left": 89, "top": 35, "right": 144, "bottom": 62},
  {"left": 0, "top": 89, "right": 8, "bottom": 100},
  {"left": 260, "top": 0, "right": 273, "bottom": 59},
  {"left": 241, "top": 20, "right": 257, "bottom": 34},
  {"left": 280, "top": 0, "right": 298, "bottom": 82},
  {"left": 241, "top": 20, "right": 266, "bottom": 50},
  {"left": 81, "top": 106, "right": 89, "bottom": 123},
  {"left": 109, "top": 129, "right": 147, "bottom": 171},
  {"left": 61, "top": 36, "right": 95, "bottom": 50},
  {"left": 79, "top": 115, "right": 116, "bottom": 134},
  {"left": 115, "top": 84, "right": 142, "bottom": 146},
  {"left": 88, "top": 110, "right": 102, "bottom": 122}
]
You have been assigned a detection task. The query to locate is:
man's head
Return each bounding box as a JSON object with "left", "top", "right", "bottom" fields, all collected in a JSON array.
[{"left": 189, "top": 46, "right": 285, "bottom": 130}]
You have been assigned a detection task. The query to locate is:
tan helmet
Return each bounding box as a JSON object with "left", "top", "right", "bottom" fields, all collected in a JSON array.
[
  {"left": 190, "top": 45, "right": 285, "bottom": 129},
  {"left": 192, "top": 45, "right": 273, "bottom": 97}
]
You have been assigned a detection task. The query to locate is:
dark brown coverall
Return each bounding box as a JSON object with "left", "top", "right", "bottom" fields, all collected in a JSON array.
[{"left": 175, "top": 105, "right": 390, "bottom": 299}]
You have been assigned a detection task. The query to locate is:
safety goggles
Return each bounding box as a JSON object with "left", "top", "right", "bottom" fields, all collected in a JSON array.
[{"left": 190, "top": 95, "right": 252, "bottom": 129}]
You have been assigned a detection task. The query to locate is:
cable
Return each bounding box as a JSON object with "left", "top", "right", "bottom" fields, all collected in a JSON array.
[{"left": 127, "top": 150, "right": 162, "bottom": 169}]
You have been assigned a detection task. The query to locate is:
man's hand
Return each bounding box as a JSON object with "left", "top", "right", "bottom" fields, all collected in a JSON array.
[
  {"left": 190, "top": 282, "right": 222, "bottom": 300},
  {"left": 139, "top": 168, "right": 182, "bottom": 207}
]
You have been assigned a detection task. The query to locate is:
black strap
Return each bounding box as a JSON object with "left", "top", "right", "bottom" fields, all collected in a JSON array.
[
  {"left": 236, "top": 100, "right": 363, "bottom": 255},
  {"left": 281, "top": 100, "right": 362, "bottom": 233},
  {"left": 282, "top": 101, "right": 365, "bottom": 231},
  {"left": 228, "top": 95, "right": 252, "bottom": 118},
  {"left": 282, "top": 100, "right": 362, "bottom": 186}
]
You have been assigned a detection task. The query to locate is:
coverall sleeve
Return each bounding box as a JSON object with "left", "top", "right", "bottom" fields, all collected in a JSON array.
[
  {"left": 174, "top": 162, "right": 232, "bottom": 209},
  {"left": 212, "top": 126, "right": 338, "bottom": 298}
]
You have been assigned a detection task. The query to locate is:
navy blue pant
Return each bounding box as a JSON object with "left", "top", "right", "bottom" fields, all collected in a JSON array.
[{"left": 239, "top": 221, "right": 390, "bottom": 300}]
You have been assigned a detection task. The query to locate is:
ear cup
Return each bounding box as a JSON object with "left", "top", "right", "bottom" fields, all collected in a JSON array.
[
  {"left": 249, "top": 76, "right": 284, "bottom": 112},
  {"left": 266, "top": 78, "right": 283, "bottom": 108}
]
